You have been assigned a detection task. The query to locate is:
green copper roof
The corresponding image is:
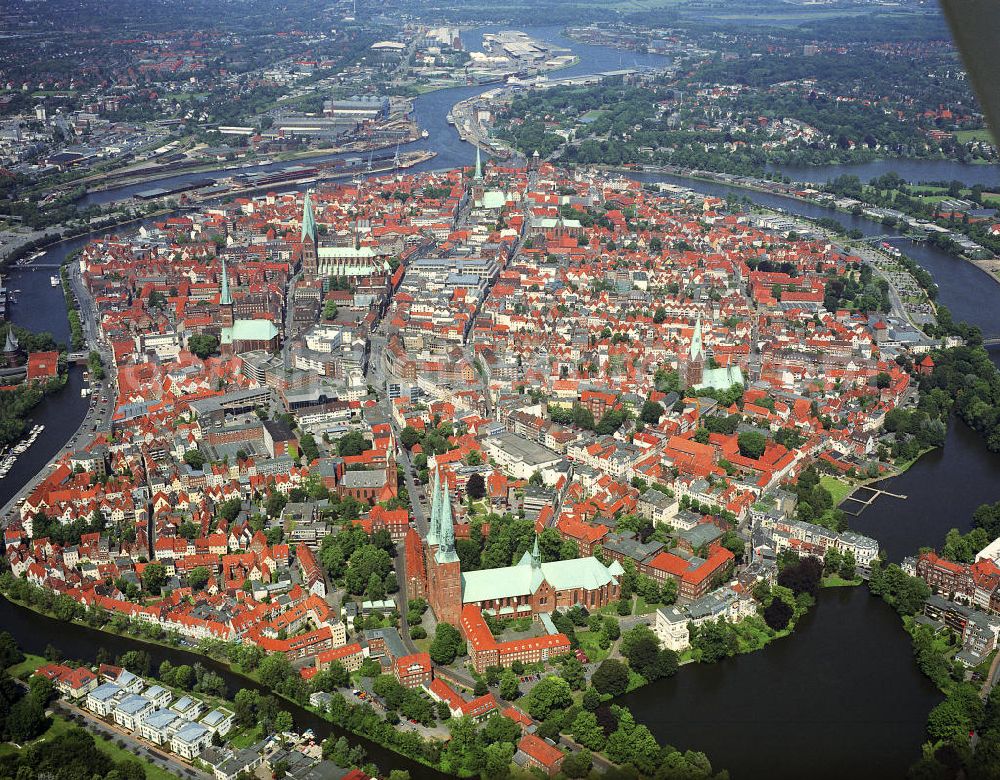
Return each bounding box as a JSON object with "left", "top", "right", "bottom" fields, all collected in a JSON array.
[
  {"left": 301, "top": 191, "right": 317, "bottom": 243},
  {"left": 222, "top": 319, "right": 279, "bottom": 345},
  {"left": 690, "top": 312, "right": 703, "bottom": 360},
  {"left": 220, "top": 257, "right": 232, "bottom": 306},
  {"left": 461, "top": 555, "right": 619, "bottom": 604},
  {"left": 426, "top": 468, "right": 441, "bottom": 548}
]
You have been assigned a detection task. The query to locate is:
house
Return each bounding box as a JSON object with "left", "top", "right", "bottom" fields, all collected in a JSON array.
[
  {"left": 138, "top": 709, "right": 183, "bottom": 745},
  {"left": 143, "top": 684, "right": 173, "bottom": 710},
  {"left": 516, "top": 734, "right": 565, "bottom": 776},
  {"left": 171, "top": 721, "right": 212, "bottom": 760},
  {"left": 654, "top": 605, "right": 691, "bottom": 652},
  {"left": 171, "top": 695, "right": 205, "bottom": 721},
  {"left": 113, "top": 694, "right": 154, "bottom": 731},
  {"left": 638, "top": 488, "right": 679, "bottom": 527},
  {"left": 201, "top": 707, "right": 235, "bottom": 736},
  {"left": 26, "top": 350, "right": 60, "bottom": 382},
  {"left": 86, "top": 682, "right": 123, "bottom": 717},
  {"left": 394, "top": 652, "right": 432, "bottom": 688}
]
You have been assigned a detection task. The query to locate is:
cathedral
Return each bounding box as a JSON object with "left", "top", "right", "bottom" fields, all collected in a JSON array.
[
  {"left": 680, "top": 313, "right": 744, "bottom": 391},
  {"left": 421, "top": 469, "right": 623, "bottom": 632},
  {"left": 217, "top": 258, "right": 280, "bottom": 356}
]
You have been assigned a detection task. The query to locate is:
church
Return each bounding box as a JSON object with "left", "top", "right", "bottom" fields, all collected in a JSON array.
[
  {"left": 217, "top": 258, "right": 280, "bottom": 356},
  {"left": 680, "top": 312, "right": 744, "bottom": 391},
  {"left": 421, "top": 469, "right": 623, "bottom": 631}
]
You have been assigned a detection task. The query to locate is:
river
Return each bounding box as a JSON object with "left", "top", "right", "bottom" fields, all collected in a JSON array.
[
  {"left": 7, "top": 24, "right": 1000, "bottom": 779},
  {"left": 0, "top": 595, "right": 443, "bottom": 779},
  {"left": 769, "top": 159, "right": 1000, "bottom": 188}
]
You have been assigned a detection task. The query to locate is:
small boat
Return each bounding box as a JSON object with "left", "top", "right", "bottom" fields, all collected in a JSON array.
[
  {"left": 421, "top": 129, "right": 429, "bottom": 139},
  {"left": 50, "top": 275, "right": 59, "bottom": 287}
]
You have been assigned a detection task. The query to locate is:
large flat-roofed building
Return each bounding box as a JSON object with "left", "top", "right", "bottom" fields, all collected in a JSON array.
[{"left": 482, "top": 430, "right": 562, "bottom": 481}]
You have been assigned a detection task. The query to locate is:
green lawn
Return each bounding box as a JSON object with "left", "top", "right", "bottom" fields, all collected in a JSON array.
[
  {"left": 822, "top": 575, "right": 862, "bottom": 588},
  {"left": 820, "top": 475, "right": 853, "bottom": 508},
  {"left": 575, "top": 630, "right": 611, "bottom": 664},
  {"left": 7, "top": 653, "right": 46, "bottom": 679},
  {"left": 955, "top": 128, "right": 995, "bottom": 144},
  {"left": 632, "top": 596, "right": 663, "bottom": 615},
  {"left": 1, "top": 715, "right": 176, "bottom": 780}
]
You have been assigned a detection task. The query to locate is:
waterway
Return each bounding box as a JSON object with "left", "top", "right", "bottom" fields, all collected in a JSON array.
[
  {"left": 0, "top": 595, "right": 444, "bottom": 779},
  {"left": 6, "top": 24, "right": 1000, "bottom": 779},
  {"left": 769, "top": 159, "right": 1000, "bottom": 188},
  {"left": 622, "top": 587, "right": 942, "bottom": 780}
]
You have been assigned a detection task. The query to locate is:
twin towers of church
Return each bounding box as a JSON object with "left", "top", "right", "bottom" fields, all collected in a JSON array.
[{"left": 424, "top": 468, "right": 463, "bottom": 627}]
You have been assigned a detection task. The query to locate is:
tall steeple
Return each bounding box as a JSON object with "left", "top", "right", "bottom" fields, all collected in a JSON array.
[
  {"left": 426, "top": 467, "right": 441, "bottom": 547},
  {"left": 530, "top": 533, "right": 541, "bottom": 569},
  {"left": 301, "top": 190, "right": 317, "bottom": 243},
  {"left": 4, "top": 328, "right": 19, "bottom": 355},
  {"left": 690, "top": 312, "right": 703, "bottom": 361},
  {"left": 435, "top": 474, "right": 459, "bottom": 564},
  {"left": 301, "top": 190, "right": 319, "bottom": 280},
  {"left": 474, "top": 146, "right": 483, "bottom": 181},
  {"left": 220, "top": 257, "right": 232, "bottom": 306}
]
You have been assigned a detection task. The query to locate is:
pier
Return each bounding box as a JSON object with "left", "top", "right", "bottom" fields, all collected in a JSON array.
[{"left": 841, "top": 484, "right": 908, "bottom": 516}]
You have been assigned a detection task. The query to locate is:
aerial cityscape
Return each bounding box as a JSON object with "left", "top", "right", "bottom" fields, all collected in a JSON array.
[{"left": 2, "top": 1, "right": 1000, "bottom": 779}]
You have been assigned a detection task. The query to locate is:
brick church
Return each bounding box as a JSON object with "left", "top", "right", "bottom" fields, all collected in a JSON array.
[{"left": 420, "top": 469, "right": 623, "bottom": 632}]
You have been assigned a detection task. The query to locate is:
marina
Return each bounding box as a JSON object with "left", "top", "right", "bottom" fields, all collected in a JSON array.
[{"left": 0, "top": 424, "right": 45, "bottom": 479}]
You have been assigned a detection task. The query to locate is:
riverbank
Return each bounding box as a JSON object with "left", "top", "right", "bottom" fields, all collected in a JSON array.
[{"left": 642, "top": 163, "right": 1000, "bottom": 288}]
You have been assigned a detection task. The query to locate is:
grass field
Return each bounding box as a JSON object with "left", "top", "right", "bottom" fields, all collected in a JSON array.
[
  {"left": 955, "top": 128, "right": 996, "bottom": 144},
  {"left": 0, "top": 715, "right": 176, "bottom": 780},
  {"left": 822, "top": 575, "right": 862, "bottom": 588},
  {"left": 820, "top": 475, "right": 853, "bottom": 507},
  {"left": 7, "top": 653, "right": 45, "bottom": 680},
  {"left": 575, "top": 630, "right": 611, "bottom": 664}
]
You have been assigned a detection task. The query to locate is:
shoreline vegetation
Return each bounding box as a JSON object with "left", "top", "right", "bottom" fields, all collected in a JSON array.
[{"left": 0, "top": 541, "right": 867, "bottom": 779}]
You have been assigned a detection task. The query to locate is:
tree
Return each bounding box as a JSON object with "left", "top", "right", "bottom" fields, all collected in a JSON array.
[
  {"left": 571, "top": 710, "right": 607, "bottom": 751},
  {"left": 143, "top": 562, "right": 166, "bottom": 593},
  {"left": 183, "top": 448, "right": 206, "bottom": 470},
  {"left": 429, "top": 622, "right": 463, "bottom": 665},
  {"left": 524, "top": 676, "right": 572, "bottom": 721},
  {"left": 562, "top": 749, "right": 593, "bottom": 779},
  {"left": 466, "top": 473, "right": 486, "bottom": 501},
  {"left": 7, "top": 695, "right": 48, "bottom": 743},
  {"left": 188, "top": 566, "right": 210, "bottom": 591},
  {"left": 187, "top": 334, "right": 219, "bottom": 359},
  {"left": 338, "top": 431, "right": 370, "bottom": 457},
  {"left": 591, "top": 658, "right": 630, "bottom": 696},
  {"left": 737, "top": 430, "right": 767, "bottom": 459},
  {"left": 640, "top": 399, "right": 664, "bottom": 424},
  {"left": 692, "top": 620, "right": 738, "bottom": 663},
  {"left": 322, "top": 299, "right": 339, "bottom": 321},
  {"left": 400, "top": 426, "right": 421, "bottom": 449},
  {"left": 763, "top": 598, "right": 793, "bottom": 631},
  {"left": 777, "top": 556, "right": 824, "bottom": 596},
  {"left": 620, "top": 624, "right": 659, "bottom": 670},
  {"left": 499, "top": 668, "right": 519, "bottom": 700}
]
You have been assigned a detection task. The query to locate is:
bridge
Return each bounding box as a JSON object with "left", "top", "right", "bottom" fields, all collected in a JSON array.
[
  {"left": 66, "top": 351, "right": 91, "bottom": 362},
  {"left": 983, "top": 337, "right": 1000, "bottom": 347}
]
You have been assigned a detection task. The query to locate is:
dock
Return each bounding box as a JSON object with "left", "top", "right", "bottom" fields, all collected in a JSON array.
[{"left": 840, "top": 484, "right": 908, "bottom": 516}]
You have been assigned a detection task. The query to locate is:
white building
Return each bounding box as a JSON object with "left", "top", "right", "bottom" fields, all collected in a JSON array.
[
  {"left": 170, "top": 722, "right": 212, "bottom": 760},
  {"left": 113, "top": 694, "right": 154, "bottom": 731}
]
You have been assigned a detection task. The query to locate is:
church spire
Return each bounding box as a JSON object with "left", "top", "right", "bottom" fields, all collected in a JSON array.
[
  {"left": 690, "top": 312, "right": 703, "bottom": 361},
  {"left": 435, "top": 473, "right": 459, "bottom": 564},
  {"left": 427, "top": 467, "right": 441, "bottom": 547},
  {"left": 301, "top": 190, "right": 317, "bottom": 243},
  {"left": 474, "top": 146, "right": 482, "bottom": 181},
  {"left": 530, "top": 533, "right": 541, "bottom": 568},
  {"left": 220, "top": 257, "right": 232, "bottom": 306},
  {"left": 4, "top": 328, "right": 19, "bottom": 354}
]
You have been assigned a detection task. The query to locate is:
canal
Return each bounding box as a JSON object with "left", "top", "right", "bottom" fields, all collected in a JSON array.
[{"left": 6, "top": 24, "right": 1000, "bottom": 780}]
